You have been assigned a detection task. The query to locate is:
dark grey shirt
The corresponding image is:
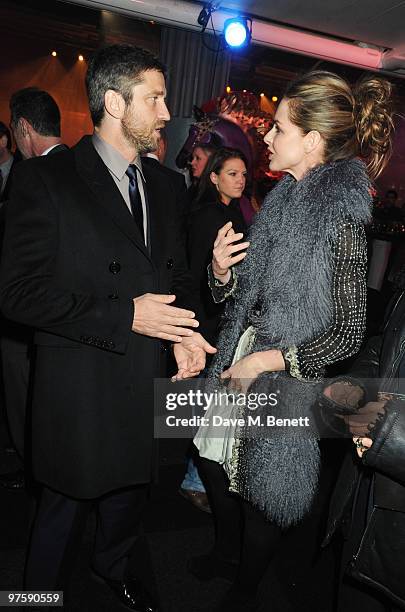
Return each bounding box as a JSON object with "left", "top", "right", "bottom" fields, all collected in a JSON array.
[{"left": 92, "top": 132, "right": 148, "bottom": 245}]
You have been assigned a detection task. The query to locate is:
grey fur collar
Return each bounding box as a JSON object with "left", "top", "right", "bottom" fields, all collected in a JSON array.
[{"left": 210, "top": 158, "right": 372, "bottom": 379}]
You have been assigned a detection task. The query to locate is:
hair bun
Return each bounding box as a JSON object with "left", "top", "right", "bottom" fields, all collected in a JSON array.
[{"left": 353, "top": 76, "right": 394, "bottom": 179}]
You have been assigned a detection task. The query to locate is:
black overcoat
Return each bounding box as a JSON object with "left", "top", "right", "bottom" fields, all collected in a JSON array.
[{"left": 0, "top": 136, "right": 195, "bottom": 498}]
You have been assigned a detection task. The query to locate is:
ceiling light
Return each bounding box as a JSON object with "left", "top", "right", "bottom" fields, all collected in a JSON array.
[{"left": 223, "top": 17, "right": 252, "bottom": 49}]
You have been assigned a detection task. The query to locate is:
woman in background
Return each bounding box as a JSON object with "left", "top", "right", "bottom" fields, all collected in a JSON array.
[
  {"left": 187, "top": 147, "right": 248, "bottom": 347},
  {"left": 179, "top": 147, "right": 248, "bottom": 512}
]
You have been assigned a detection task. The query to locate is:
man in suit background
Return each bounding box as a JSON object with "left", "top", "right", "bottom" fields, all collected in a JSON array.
[
  {"left": 142, "top": 129, "right": 187, "bottom": 205},
  {"left": 9, "top": 87, "right": 67, "bottom": 159},
  {"left": 0, "top": 89, "right": 68, "bottom": 489},
  {"left": 0, "top": 122, "right": 14, "bottom": 204},
  {"left": 0, "top": 45, "right": 214, "bottom": 611}
]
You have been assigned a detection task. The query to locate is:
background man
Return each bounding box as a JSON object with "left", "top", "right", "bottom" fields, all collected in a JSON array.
[
  {"left": 143, "top": 129, "right": 187, "bottom": 204},
  {"left": 9, "top": 87, "right": 67, "bottom": 159},
  {"left": 0, "top": 89, "right": 68, "bottom": 490},
  {"left": 0, "top": 122, "right": 14, "bottom": 203},
  {"left": 0, "top": 44, "right": 214, "bottom": 611}
]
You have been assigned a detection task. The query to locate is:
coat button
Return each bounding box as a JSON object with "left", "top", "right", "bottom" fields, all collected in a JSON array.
[
  {"left": 166, "top": 258, "right": 174, "bottom": 269},
  {"left": 109, "top": 261, "right": 121, "bottom": 274},
  {"left": 108, "top": 293, "right": 119, "bottom": 300},
  {"left": 160, "top": 342, "right": 168, "bottom": 353}
]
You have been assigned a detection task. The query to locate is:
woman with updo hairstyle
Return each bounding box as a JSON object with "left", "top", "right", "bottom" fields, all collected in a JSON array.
[{"left": 190, "top": 71, "right": 394, "bottom": 612}]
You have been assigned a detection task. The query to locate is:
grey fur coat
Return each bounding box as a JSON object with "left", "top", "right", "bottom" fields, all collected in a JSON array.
[{"left": 208, "top": 158, "right": 372, "bottom": 527}]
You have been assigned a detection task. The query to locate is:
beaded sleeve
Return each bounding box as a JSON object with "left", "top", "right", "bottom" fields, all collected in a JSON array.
[
  {"left": 283, "top": 222, "right": 368, "bottom": 380},
  {"left": 207, "top": 264, "right": 238, "bottom": 304}
]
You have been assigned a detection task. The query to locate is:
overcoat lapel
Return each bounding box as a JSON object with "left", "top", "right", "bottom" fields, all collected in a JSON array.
[{"left": 74, "top": 136, "right": 151, "bottom": 261}]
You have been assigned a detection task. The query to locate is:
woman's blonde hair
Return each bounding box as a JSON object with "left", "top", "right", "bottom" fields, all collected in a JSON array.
[{"left": 284, "top": 70, "right": 394, "bottom": 179}]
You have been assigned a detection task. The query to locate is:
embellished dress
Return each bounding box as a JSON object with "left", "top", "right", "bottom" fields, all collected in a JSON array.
[{"left": 194, "top": 158, "right": 371, "bottom": 527}]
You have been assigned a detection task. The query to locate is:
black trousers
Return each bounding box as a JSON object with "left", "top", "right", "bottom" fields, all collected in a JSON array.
[
  {"left": 24, "top": 484, "right": 149, "bottom": 590},
  {"left": 0, "top": 335, "right": 31, "bottom": 460},
  {"left": 198, "top": 457, "right": 282, "bottom": 596}
]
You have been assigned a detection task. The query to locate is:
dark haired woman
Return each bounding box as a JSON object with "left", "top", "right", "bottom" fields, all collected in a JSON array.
[
  {"left": 186, "top": 147, "right": 248, "bottom": 347},
  {"left": 193, "top": 71, "right": 394, "bottom": 611},
  {"left": 179, "top": 148, "right": 248, "bottom": 511}
]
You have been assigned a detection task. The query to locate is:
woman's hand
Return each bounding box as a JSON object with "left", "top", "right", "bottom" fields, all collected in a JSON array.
[
  {"left": 343, "top": 401, "right": 386, "bottom": 436},
  {"left": 220, "top": 349, "right": 284, "bottom": 394},
  {"left": 322, "top": 381, "right": 364, "bottom": 410},
  {"left": 353, "top": 436, "right": 373, "bottom": 458},
  {"left": 212, "top": 221, "right": 250, "bottom": 284}
]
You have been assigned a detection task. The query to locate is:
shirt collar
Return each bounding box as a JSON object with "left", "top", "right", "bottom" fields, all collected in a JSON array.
[
  {"left": 41, "top": 144, "right": 60, "bottom": 156},
  {"left": 92, "top": 132, "right": 146, "bottom": 183},
  {"left": 145, "top": 153, "right": 159, "bottom": 162},
  {"left": 0, "top": 155, "right": 13, "bottom": 173}
]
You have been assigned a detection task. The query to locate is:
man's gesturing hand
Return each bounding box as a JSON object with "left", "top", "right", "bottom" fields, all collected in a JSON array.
[
  {"left": 212, "top": 221, "right": 250, "bottom": 284},
  {"left": 132, "top": 293, "right": 199, "bottom": 342},
  {"left": 172, "top": 333, "right": 217, "bottom": 380}
]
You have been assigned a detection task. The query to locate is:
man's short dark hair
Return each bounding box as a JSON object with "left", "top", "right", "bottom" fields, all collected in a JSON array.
[
  {"left": 86, "top": 44, "right": 166, "bottom": 127},
  {"left": 0, "top": 121, "right": 11, "bottom": 149},
  {"left": 9, "top": 87, "right": 61, "bottom": 137}
]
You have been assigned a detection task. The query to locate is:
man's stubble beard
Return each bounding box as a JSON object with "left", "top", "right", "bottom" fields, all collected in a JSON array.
[{"left": 121, "top": 113, "right": 159, "bottom": 155}]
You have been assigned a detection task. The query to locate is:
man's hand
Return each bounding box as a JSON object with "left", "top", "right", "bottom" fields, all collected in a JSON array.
[
  {"left": 172, "top": 333, "right": 217, "bottom": 381},
  {"left": 132, "top": 293, "right": 199, "bottom": 342},
  {"left": 212, "top": 222, "right": 250, "bottom": 284}
]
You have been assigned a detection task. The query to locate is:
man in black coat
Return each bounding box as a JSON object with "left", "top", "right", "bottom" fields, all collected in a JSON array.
[
  {"left": 0, "top": 44, "right": 214, "bottom": 611},
  {"left": 0, "top": 89, "right": 68, "bottom": 490}
]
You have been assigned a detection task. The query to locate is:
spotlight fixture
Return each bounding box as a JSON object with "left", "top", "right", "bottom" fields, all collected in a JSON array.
[
  {"left": 260, "top": 92, "right": 265, "bottom": 97},
  {"left": 78, "top": 54, "right": 84, "bottom": 61},
  {"left": 51, "top": 51, "right": 57, "bottom": 57},
  {"left": 272, "top": 96, "right": 278, "bottom": 102},
  {"left": 223, "top": 17, "right": 252, "bottom": 49},
  {"left": 226, "top": 85, "right": 231, "bottom": 93}
]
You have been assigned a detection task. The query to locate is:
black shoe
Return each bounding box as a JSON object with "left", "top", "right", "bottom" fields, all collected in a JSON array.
[
  {"left": 92, "top": 571, "right": 159, "bottom": 612},
  {"left": 0, "top": 469, "right": 25, "bottom": 489},
  {"left": 188, "top": 552, "right": 238, "bottom": 581}
]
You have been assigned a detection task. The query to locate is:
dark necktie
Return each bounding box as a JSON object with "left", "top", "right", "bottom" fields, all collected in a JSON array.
[{"left": 125, "top": 164, "right": 144, "bottom": 240}]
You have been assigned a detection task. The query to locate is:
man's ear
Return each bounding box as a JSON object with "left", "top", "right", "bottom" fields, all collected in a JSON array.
[
  {"left": 19, "top": 117, "right": 31, "bottom": 138},
  {"left": 304, "top": 130, "right": 322, "bottom": 153},
  {"left": 104, "top": 89, "right": 126, "bottom": 120}
]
